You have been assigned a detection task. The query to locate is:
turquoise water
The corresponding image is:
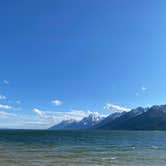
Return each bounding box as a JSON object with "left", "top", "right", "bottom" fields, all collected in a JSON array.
[{"left": 0, "top": 130, "right": 166, "bottom": 166}]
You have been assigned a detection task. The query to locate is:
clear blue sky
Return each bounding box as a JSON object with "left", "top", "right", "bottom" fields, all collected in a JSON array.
[{"left": 0, "top": 0, "right": 166, "bottom": 128}]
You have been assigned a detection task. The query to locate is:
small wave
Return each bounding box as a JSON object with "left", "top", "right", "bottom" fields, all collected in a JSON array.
[
  {"left": 102, "top": 157, "right": 117, "bottom": 161},
  {"left": 151, "top": 145, "right": 159, "bottom": 149},
  {"left": 111, "top": 157, "right": 117, "bottom": 160},
  {"left": 131, "top": 146, "right": 136, "bottom": 149}
]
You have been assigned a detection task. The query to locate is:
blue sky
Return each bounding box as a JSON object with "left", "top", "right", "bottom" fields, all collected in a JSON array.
[{"left": 0, "top": 0, "right": 166, "bottom": 128}]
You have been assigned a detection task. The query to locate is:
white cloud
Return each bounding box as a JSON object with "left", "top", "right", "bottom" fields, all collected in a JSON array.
[
  {"left": 52, "top": 99, "right": 62, "bottom": 106},
  {"left": 3, "top": 80, "right": 9, "bottom": 85},
  {"left": 0, "top": 104, "right": 12, "bottom": 110},
  {"left": 32, "top": 108, "right": 103, "bottom": 125},
  {"left": 104, "top": 103, "right": 131, "bottom": 112},
  {"left": 0, "top": 95, "right": 7, "bottom": 100},
  {"left": 141, "top": 86, "right": 147, "bottom": 91}
]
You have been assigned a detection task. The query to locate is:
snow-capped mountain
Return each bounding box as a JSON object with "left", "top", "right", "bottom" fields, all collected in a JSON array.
[{"left": 49, "top": 113, "right": 104, "bottom": 130}]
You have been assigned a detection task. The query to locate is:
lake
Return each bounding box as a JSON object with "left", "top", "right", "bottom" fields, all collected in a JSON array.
[{"left": 0, "top": 130, "right": 165, "bottom": 166}]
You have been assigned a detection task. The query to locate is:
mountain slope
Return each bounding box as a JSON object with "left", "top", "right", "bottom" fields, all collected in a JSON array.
[
  {"left": 98, "top": 107, "right": 146, "bottom": 130},
  {"left": 116, "top": 105, "right": 166, "bottom": 130},
  {"left": 98, "top": 105, "right": 166, "bottom": 130},
  {"left": 49, "top": 119, "right": 78, "bottom": 130},
  {"left": 93, "top": 112, "right": 126, "bottom": 128}
]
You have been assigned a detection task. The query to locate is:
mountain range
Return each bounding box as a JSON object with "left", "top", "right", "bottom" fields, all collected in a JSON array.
[{"left": 49, "top": 105, "right": 166, "bottom": 130}]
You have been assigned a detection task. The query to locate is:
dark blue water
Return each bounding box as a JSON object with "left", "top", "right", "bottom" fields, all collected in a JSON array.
[{"left": 0, "top": 130, "right": 166, "bottom": 165}]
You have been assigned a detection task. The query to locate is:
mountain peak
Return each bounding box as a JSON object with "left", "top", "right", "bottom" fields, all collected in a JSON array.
[{"left": 85, "top": 112, "right": 102, "bottom": 122}]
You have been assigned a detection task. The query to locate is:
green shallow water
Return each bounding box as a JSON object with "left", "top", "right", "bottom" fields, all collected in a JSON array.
[{"left": 0, "top": 130, "right": 166, "bottom": 166}]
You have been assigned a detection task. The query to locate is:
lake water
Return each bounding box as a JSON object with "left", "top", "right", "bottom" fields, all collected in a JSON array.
[{"left": 0, "top": 130, "right": 166, "bottom": 166}]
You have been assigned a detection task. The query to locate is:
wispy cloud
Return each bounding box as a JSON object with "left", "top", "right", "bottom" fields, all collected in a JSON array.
[
  {"left": 0, "top": 104, "right": 12, "bottom": 110},
  {"left": 33, "top": 108, "right": 44, "bottom": 117},
  {"left": 141, "top": 86, "right": 147, "bottom": 91},
  {"left": 16, "top": 100, "right": 21, "bottom": 104},
  {"left": 136, "top": 86, "right": 148, "bottom": 96},
  {"left": 24, "top": 121, "right": 49, "bottom": 125},
  {"left": 0, "top": 111, "right": 16, "bottom": 118},
  {"left": 0, "top": 95, "right": 7, "bottom": 100},
  {"left": 52, "top": 99, "right": 62, "bottom": 106},
  {"left": 3, "top": 80, "right": 9, "bottom": 85},
  {"left": 104, "top": 103, "right": 130, "bottom": 112}
]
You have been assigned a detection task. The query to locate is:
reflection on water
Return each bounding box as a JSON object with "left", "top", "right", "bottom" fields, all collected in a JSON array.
[{"left": 0, "top": 130, "right": 165, "bottom": 166}]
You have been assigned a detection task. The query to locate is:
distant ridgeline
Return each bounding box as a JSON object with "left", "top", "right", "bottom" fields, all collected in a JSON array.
[{"left": 49, "top": 105, "right": 166, "bottom": 130}]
